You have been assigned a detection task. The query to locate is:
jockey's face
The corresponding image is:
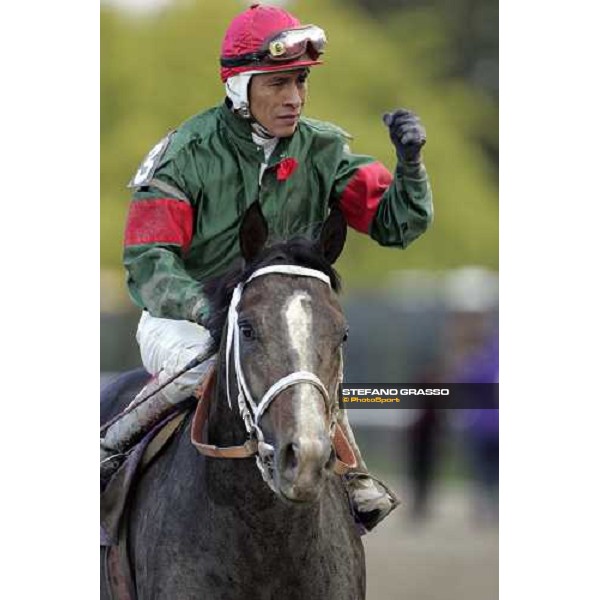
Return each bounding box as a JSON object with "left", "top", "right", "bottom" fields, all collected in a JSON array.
[{"left": 249, "top": 69, "right": 308, "bottom": 138}]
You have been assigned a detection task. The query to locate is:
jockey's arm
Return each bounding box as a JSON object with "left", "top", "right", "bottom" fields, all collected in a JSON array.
[
  {"left": 331, "top": 145, "right": 433, "bottom": 248},
  {"left": 123, "top": 154, "right": 208, "bottom": 324}
]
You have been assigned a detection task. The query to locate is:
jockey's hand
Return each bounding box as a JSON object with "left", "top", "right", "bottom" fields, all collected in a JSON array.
[
  {"left": 383, "top": 109, "right": 426, "bottom": 163},
  {"left": 196, "top": 315, "right": 223, "bottom": 352},
  {"left": 198, "top": 315, "right": 221, "bottom": 349}
]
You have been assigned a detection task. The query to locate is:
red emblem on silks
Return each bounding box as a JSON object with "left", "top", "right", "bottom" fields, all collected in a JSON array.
[{"left": 276, "top": 157, "right": 299, "bottom": 181}]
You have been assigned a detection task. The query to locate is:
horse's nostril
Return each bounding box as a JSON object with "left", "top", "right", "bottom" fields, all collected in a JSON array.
[
  {"left": 284, "top": 442, "right": 299, "bottom": 473},
  {"left": 280, "top": 438, "right": 333, "bottom": 483}
]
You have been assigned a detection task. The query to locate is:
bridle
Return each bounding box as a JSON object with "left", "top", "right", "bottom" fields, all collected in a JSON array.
[{"left": 223, "top": 264, "right": 341, "bottom": 491}]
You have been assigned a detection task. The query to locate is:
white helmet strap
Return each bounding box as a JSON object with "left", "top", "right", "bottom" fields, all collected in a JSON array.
[{"left": 225, "top": 71, "right": 262, "bottom": 119}]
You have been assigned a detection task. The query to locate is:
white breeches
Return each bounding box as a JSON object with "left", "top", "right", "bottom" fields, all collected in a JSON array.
[{"left": 136, "top": 311, "right": 217, "bottom": 405}]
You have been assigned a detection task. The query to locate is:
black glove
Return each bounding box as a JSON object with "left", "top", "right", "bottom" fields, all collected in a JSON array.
[
  {"left": 197, "top": 313, "right": 221, "bottom": 347},
  {"left": 383, "top": 109, "right": 427, "bottom": 163}
]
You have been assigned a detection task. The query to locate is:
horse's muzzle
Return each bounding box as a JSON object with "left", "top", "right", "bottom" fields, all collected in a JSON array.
[{"left": 276, "top": 435, "right": 335, "bottom": 503}]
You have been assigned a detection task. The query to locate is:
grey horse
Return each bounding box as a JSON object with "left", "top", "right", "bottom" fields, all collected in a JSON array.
[{"left": 101, "top": 204, "right": 366, "bottom": 599}]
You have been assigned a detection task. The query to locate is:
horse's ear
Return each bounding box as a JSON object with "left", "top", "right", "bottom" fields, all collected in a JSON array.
[
  {"left": 319, "top": 207, "right": 347, "bottom": 264},
  {"left": 240, "top": 201, "right": 269, "bottom": 263}
]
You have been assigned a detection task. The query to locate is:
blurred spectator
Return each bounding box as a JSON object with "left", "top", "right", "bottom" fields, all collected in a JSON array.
[
  {"left": 400, "top": 267, "right": 499, "bottom": 524},
  {"left": 454, "top": 333, "right": 499, "bottom": 524},
  {"left": 442, "top": 267, "right": 499, "bottom": 524},
  {"left": 406, "top": 398, "right": 443, "bottom": 522}
]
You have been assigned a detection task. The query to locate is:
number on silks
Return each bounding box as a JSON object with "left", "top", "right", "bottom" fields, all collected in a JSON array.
[{"left": 128, "top": 131, "right": 175, "bottom": 189}]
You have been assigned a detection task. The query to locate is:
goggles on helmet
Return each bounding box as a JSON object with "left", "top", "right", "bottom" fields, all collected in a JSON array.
[{"left": 221, "top": 25, "right": 326, "bottom": 68}]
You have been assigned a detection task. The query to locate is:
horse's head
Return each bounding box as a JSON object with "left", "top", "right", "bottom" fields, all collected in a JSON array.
[{"left": 207, "top": 203, "right": 348, "bottom": 503}]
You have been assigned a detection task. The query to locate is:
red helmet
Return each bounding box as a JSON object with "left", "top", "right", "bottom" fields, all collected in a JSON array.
[{"left": 220, "top": 4, "right": 326, "bottom": 83}]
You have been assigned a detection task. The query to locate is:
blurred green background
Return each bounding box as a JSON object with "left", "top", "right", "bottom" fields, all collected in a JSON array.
[{"left": 101, "top": 0, "right": 498, "bottom": 305}]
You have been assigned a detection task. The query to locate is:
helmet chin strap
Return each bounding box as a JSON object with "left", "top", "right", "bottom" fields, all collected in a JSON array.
[
  {"left": 225, "top": 72, "right": 277, "bottom": 140},
  {"left": 251, "top": 120, "right": 274, "bottom": 140},
  {"left": 225, "top": 71, "right": 265, "bottom": 124}
]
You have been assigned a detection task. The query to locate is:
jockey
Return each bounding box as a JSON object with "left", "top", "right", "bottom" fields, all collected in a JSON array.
[{"left": 101, "top": 3, "right": 433, "bottom": 532}]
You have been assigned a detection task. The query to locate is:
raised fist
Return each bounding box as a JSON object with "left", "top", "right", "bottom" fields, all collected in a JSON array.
[{"left": 383, "top": 109, "right": 427, "bottom": 163}]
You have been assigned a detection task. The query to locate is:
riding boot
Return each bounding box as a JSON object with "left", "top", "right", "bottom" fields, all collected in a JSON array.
[
  {"left": 337, "top": 409, "right": 399, "bottom": 533},
  {"left": 100, "top": 375, "right": 185, "bottom": 489}
]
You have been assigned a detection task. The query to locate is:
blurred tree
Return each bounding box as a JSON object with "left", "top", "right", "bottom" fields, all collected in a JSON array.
[
  {"left": 353, "top": 0, "right": 498, "bottom": 164},
  {"left": 101, "top": 0, "right": 498, "bottom": 298},
  {"left": 353, "top": 0, "right": 498, "bottom": 100}
]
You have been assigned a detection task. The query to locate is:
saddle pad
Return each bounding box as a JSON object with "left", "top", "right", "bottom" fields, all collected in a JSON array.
[{"left": 100, "top": 407, "right": 190, "bottom": 546}]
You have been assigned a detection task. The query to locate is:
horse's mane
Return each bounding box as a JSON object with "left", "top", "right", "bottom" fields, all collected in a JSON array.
[{"left": 204, "top": 237, "right": 342, "bottom": 344}]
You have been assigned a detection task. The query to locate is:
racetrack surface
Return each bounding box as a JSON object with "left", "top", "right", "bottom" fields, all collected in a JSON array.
[{"left": 363, "top": 480, "right": 498, "bottom": 600}]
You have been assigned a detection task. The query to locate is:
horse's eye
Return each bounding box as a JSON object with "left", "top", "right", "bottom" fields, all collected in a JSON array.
[
  {"left": 239, "top": 323, "right": 255, "bottom": 340},
  {"left": 342, "top": 328, "right": 349, "bottom": 343}
]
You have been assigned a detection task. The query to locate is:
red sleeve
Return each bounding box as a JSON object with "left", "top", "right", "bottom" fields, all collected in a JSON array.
[
  {"left": 338, "top": 162, "right": 393, "bottom": 233},
  {"left": 124, "top": 198, "right": 194, "bottom": 252}
]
